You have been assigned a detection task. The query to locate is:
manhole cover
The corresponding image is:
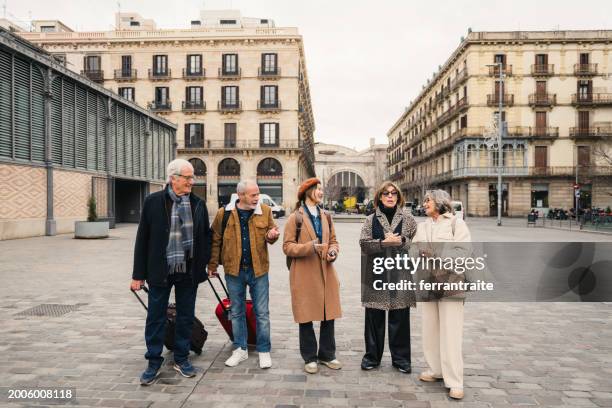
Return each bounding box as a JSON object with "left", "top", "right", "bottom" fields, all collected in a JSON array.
[{"left": 14, "top": 303, "right": 86, "bottom": 317}]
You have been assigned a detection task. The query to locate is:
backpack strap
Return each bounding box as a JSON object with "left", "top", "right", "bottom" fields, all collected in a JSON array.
[
  {"left": 218, "top": 209, "right": 232, "bottom": 264},
  {"left": 294, "top": 210, "right": 303, "bottom": 240}
]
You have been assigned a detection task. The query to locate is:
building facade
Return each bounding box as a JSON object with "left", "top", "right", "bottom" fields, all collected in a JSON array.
[
  {"left": 19, "top": 10, "right": 316, "bottom": 212},
  {"left": 388, "top": 30, "right": 612, "bottom": 217},
  {"left": 315, "top": 139, "right": 387, "bottom": 207},
  {"left": 0, "top": 27, "right": 176, "bottom": 240}
]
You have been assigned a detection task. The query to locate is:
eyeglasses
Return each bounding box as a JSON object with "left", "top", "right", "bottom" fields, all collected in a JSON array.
[
  {"left": 175, "top": 174, "right": 196, "bottom": 181},
  {"left": 381, "top": 191, "right": 398, "bottom": 197}
]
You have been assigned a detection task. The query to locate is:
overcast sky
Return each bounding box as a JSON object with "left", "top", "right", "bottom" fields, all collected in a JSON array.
[{"left": 4, "top": 0, "right": 612, "bottom": 150}]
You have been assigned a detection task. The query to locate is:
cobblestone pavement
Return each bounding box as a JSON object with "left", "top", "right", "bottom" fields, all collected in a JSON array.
[{"left": 0, "top": 218, "right": 611, "bottom": 408}]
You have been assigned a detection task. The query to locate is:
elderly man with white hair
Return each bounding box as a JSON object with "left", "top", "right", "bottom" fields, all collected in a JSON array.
[
  {"left": 208, "top": 180, "right": 280, "bottom": 369},
  {"left": 131, "top": 158, "right": 212, "bottom": 385}
]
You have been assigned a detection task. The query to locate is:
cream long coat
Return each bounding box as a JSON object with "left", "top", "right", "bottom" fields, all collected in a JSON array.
[{"left": 282, "top": 207, "right": 342, "bottom": 324}]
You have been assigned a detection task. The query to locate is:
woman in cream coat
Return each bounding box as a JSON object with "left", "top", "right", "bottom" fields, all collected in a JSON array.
[{"left": 411, "top": 189, "right": 471, "bottom": 400}]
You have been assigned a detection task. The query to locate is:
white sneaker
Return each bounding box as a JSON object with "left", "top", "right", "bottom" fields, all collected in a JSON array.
[
  {"left": 225, "top": 348, "right": 248, "bottom": 367},
  {"left": 259, "top": 352, "right": 272, "bottom": 369}
]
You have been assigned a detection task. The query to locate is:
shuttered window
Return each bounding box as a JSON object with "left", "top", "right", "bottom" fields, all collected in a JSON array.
[
  {"left": 14, "top": 57, "right": 30, "bottom": 160},
  {"left": 31, "top": 65, "right": 45, "bottom": 163},
  {"left": 0, "top": 50, "right": 12, "bottom": 158},
  {"left": 87, "top": 91, "right": 97, "bottom": 169},
  {"left": 75, "top": 86, "right": 87, "bottom": 168},
  {"left": 62, "top": 81, "right": 75, "bottom": 167},
  {"left": 117, "top": 106, "right": 126, "bottom": 174},
  {"left": 126, "top": 109, "right": 133, "bottom": 175},
  {"left": 97, "top": 95, "right": 106, "bottom": 171},
  {"left": 51, "top": 77, "right": 62, "bottom": 164}
]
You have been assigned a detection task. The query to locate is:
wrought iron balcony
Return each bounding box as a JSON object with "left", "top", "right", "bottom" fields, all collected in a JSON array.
[
  {"left": 488, "top": 65, "right": 512, "bottom": 77},
  {"left": 569, "top": 127, "right": 612, "bottom": 139},
  {"left": 531, "top": 64, "right": 554, "bottom": 76},
  {"left": 148, "top": 69, "right": 172, "bottom": 80},
  {"left": 148, "top": 101, "right": 172, "bottom": 112},
  {"left": 218, "top": 67, "right": 241, "bottom": 80},
  {"left": 528, "top": 93, "right": 556, "bottom": 107},
  {"left": 487, "top": 94, "right": 514, "bottom": 107},
  {"left": 571, "top": 93, "right": 612, "bottom": 106},
  {"left": 574, "top": 63, "right": 597, "bottom": 76},
  {"left": 178, "top": 139, "right": 303, "bottom": 151},
  {"left": 182, "top": 68, "right": 206, "bottom": 80},
  {"left": 218, "top": 100, "right": 243, "bottom": 113},
  {"left": 258, "top": 67, "right": 281, "bottom": 79},
  {"left": 81, "top": 69, "right": 104, "bottom": 82},
  {"left": 450, "top": 68, "right": 468, "bottom": 91},
  {"left": 257, "top": 100, "right": 282, "bottom": 113},
  {"left": 113, "top": 69, "right": 137, "bottom": 81},
  {"left": 182, "top": 101, "right": 206, "bottom": 113}
]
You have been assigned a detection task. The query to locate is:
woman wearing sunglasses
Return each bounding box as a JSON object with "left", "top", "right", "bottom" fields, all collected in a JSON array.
[{"left": 359, "top": 181, "right": 417, "bottom": 373}]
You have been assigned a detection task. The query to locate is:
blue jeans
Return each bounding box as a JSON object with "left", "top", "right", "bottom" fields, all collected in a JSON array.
[
  {"left": 225, "top": 268, "right": 271, "bottom": 352},
  {"left": 144, "top": 278, "right": 197, "bottom": 369}
]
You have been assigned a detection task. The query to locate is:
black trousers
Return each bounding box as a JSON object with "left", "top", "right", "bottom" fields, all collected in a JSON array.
[
  {"left": 363, "top": 307, "right": 411, "bottom": 366},
  {"left": 299, "top": 320, "right": 335, "bottom": 363}
]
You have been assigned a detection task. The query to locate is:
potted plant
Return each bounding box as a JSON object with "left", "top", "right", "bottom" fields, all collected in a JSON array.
[{"left": 74, "top": 196, "right": 109, "bottom": 239}]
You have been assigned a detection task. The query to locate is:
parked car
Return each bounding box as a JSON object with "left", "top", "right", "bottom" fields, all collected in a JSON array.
[
  {"left": 228, "top": 193, "right": 285, "bottom": 218},
  {"left": 451, "top": 201, "right": 464, "bottom": 220}
]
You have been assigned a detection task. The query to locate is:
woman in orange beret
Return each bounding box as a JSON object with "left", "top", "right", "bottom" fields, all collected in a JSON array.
[{"left": 282, "top": 178, "right": 342, "bottom": 374}]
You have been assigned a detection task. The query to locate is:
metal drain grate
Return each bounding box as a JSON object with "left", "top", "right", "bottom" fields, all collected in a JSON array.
[{"left": 14, "top": 303, "right": 86, "bottom": 317}]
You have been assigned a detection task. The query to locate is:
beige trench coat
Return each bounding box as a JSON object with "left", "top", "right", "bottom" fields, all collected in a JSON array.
[{"left": 282, "top": 207, "right": 342, "bottom": 323}]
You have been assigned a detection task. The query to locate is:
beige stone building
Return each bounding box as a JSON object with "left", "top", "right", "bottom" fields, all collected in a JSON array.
[
  {"left": 315, "top": 139, "right": 387, "bottom": 208},
  {"left": 19, "top": 10, "right": 316, "bottom": 212},
  {"left": 388, "top": 30, "right": 612, "bottom": 217},
  {"left": 0, "top": 27, "right": 176, "bottom": 240}
]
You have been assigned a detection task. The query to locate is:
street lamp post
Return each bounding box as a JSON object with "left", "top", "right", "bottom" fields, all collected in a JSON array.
[{"left": 487, "top": 62, "right": 504, "bottom": 226}]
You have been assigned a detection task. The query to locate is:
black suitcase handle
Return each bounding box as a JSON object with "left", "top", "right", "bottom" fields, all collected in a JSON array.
[
  {"left": 131, "top": 284, "right": 149, "bottom": 311},
  {"left": 207, "top": 274, "right": 230, "bottom": 311}
]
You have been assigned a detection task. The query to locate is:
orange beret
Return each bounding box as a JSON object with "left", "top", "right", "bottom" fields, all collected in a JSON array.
[{"left": 297, "top": 177, "right": 321, "bottom": 201}]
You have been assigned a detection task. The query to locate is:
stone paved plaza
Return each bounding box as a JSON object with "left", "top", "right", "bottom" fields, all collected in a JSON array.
[{"left": 1, "top": 217, "right": 611, "bottom": 408}]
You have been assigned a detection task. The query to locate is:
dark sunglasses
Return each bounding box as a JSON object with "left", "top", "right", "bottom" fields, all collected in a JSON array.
[{"left": 381, "top": 191, "right": 398, "bottom": 197}]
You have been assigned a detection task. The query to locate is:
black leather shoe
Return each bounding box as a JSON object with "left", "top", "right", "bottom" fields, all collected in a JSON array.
[
  {"left": 360, "top": 359, "right": 380, "bottom": 370},
  {"left": 392, "top": 362, "right": 412, "bottom": 374}
]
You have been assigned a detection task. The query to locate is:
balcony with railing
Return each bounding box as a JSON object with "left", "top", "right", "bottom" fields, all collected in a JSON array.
[
  {"left": 258, "top": 67, "right": 281, "bottom": 79},
  {"left": 182, "top": 100, "right": 206, "bottom": 113},
  {"left": 182, "top": 68, "right": 206, "bottom": 81},
  {"left": 218, "top": 67, "right": 242, "bottom": 80},
  {"left": 571, "top": 93, "right": 612, "bottom": 106},
  {"left": 389, "top": 171, "right": 404, "bottom": 182},
  {"left": 81, "top": 69, "right": 104, "bottom": 82},
  {"left": 488, "top": 65, "right": 512, "bottom": 77},
  {"left": 450, "top": 68, "right": 468, "bottom": 91},
  {"left": 574, "top": 63, "right": 598, "bottom": 76},
  {"left": 113, "top": 69, "right": 137, "bottom": 81},
  {"left": 531, "top": 64, "right": 554, "bottom": 76},
  {"left": 148, "top": 69, "right": 172, "bottom": 80},
  {"left": 257, "top": 100, "right": 282, "bottom": 113},
  {"left": 148, "top": 100, "right": 172, "bottom": 112},
  {"left": 218, "top": 100, "right": 243, "bottom": 113},
  {"left": 179, "top": 139, "right": 303, "bottom": 152},
  {"left": 487, "top": 94, "right": 514, "bottom": 107},
  {"left": 528, "top": 93, "right": 556, "bottom": 107},
  {"left": 569, "top": 127, "right": 612, "bottom": 139}
]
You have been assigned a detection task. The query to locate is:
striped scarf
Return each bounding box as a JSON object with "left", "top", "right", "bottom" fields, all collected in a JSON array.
[{"left": 166, "top": 186, "right": 193, "bottom": 274}]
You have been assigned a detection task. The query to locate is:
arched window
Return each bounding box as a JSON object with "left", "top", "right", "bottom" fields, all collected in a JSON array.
[
  {"left": 218, "top": 158, "right": 240, "bottom": 176},
  {"left": 257, "top": 158, "right": 283, "bottom": 176},
  {"left": 188, "top": 158, "right": 206, "bottom": 177}
]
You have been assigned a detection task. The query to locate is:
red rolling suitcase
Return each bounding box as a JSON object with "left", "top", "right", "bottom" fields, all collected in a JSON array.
[{"left": 208, "top": 275, "right": 257, "bottom": 346}]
